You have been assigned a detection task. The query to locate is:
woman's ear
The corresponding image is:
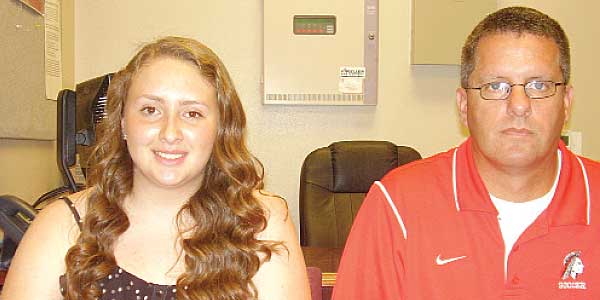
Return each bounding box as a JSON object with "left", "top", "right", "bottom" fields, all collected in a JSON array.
[{"left": 121, "top": 119, "right": 127, "bottom": 140}]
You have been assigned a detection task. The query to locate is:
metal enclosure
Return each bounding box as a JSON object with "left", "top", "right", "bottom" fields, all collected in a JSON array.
[{"left": 263, "top": 0, "right": 379, "bottom": 105}]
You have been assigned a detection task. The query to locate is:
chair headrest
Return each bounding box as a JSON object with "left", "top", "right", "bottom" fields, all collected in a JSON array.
[{"left": 330, "top": 141, "right": 399, "bottom": 193}]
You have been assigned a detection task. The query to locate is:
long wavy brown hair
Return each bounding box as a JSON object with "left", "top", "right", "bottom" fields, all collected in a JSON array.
[{"left": 64, "top": 36, "right": 280, "bottom": 300}]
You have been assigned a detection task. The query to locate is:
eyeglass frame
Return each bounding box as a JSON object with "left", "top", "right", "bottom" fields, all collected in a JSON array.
[{"left": 464, "top": 80, "right": 566, "bottom": 100}]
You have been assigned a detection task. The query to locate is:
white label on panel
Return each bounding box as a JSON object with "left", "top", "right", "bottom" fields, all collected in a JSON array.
[
  {"left": 339, "top": 77, "right": 363, "bottom": 93},
  {"left": 340, "top": 66, "right": 366, "bottom": 78},
  {"left": 339, "top": 66, "right": 365, "bottom": 94}
]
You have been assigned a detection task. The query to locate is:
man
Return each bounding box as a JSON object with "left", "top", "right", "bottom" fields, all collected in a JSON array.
[{"left": 333, "top": 7, "right": 600, "bottom": 299}]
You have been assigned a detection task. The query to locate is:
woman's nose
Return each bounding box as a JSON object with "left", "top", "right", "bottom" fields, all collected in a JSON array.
[{"left": 159, "top": 114, "right": 183, "bottom": 143}]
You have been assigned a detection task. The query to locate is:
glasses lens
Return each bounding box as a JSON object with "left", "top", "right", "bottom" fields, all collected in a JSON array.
[
  {"left": 481, "top": 82, "right": 510, "bottom": 100},
  {"left": 525, "top": 81, "right": 555, "bottom": 98}
]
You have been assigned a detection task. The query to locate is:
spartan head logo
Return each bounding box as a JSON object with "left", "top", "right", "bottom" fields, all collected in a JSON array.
[{"left": 562, "top": 251, "right": 584, "bottom": 280}]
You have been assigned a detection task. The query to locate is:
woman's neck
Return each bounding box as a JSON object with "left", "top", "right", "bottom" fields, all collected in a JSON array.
[{"left": 124, "top": 178, "right": 197, "bottom": 221}]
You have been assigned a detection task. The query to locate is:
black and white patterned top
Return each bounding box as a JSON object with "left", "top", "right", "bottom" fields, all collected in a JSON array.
[{"left": 58, "top": 197, "right": 177, "bottom": 300}]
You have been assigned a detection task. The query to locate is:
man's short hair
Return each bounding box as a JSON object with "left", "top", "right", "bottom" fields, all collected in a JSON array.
[{"left": 460, "top": 6, "right": 570, "bottom": 88}]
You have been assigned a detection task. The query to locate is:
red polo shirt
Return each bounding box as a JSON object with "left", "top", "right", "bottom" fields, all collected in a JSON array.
[{"left": 333, "top": 138, "right": 600, "bottom": 299}]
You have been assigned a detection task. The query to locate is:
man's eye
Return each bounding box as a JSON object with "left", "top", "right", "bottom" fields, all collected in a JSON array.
[
  {"left": 529, "top": 81, "right": 547, "bottom": 90},
  {"left": 488, "top": 82, "right": 506, "bottom": 91}
]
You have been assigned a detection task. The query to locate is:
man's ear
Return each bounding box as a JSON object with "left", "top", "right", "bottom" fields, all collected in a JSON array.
[
  {"left": 456, "top": 87, "right": 469, "bottom": 128},
  {"left": 562, "top": 84, "right": 574, "bottom": 125}
]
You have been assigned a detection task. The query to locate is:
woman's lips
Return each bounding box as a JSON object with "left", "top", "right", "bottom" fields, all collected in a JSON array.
[{"left": 154, "top": 150, "right": 187, "bottom": 164}]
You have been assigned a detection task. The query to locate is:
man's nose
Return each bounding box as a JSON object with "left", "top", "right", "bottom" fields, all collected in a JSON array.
[{"left": 506, "top": 85, "right": 532, "bottom": 117}]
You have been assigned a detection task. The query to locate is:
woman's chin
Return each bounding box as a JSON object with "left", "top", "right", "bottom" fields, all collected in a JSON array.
[{"left": 152, "top": 174, "right": 201, "bottom": 191}]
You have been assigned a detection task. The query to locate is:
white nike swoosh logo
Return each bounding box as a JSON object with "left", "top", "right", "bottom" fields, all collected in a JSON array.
[{"left": 436, "top": 254, "right": 467, "bottom": 265}]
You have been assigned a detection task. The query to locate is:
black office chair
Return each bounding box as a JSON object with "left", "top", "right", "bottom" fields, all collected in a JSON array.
[
  {"left": 299, "top": 141, "right": 422, "bottom": 248},
  {"left": 0, "top": 195, "right": 36, "bottom": 269},
  {"left": 0, "top": 74, "right": 112, "bottom": 270}
]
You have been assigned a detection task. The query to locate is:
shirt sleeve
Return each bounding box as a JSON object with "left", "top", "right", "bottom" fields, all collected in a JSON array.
[{"left": 332, "top": 181, "right": 406, "bottom": 300}]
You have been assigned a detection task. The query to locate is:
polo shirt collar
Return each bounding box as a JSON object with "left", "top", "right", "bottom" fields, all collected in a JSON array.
[{"left": 453, "top": 138, "right": 590, "bottom": 226}]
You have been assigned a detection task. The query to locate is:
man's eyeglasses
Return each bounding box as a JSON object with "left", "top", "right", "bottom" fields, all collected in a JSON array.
[{"left": 464, "top": 81, "right": 565, "bottom": 100}]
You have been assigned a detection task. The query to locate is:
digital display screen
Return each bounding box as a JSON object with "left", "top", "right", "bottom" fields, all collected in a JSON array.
[{"left": 293, "top": 15, "right": 336, "bottom": 35}]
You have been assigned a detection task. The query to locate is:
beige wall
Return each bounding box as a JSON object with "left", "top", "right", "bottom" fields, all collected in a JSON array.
[
  {"left": 73, "top": 0, "right": 599, "bottom": 230},
  {"left": 0, "top": 0, "right": 73, "bottom": 203},
  {"left": 0, "top": 139, "right": 62, "bottom": 202},
  {"left": 62, "top": 0, "right": 75, "bottom": 90}
]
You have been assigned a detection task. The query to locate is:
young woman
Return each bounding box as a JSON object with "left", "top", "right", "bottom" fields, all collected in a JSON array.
[{"left": 3, "top": 36, "right": 310, "bottom": 300}]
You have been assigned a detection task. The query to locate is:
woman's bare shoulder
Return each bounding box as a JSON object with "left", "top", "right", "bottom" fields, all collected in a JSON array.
[
  {"left": 36, "top": 188, "right": 96, "bottom": 241},
  {"left": 252, "top": 191, "right": 311, "bottom": 300},
  {"left": 254, "top": 190, "right": 289, "bottom": 222},
  {"left": 0, "top": 188, "right": 94, "bottom": 299},
  {"left": 44, "top": 188, "right": 87, "bottom": 222},
  {"left": 65, "top": 187, "right": 94, "bottom": 215},
  {"left": 253, "top": 190, "right": 295, "bottom": 242}
]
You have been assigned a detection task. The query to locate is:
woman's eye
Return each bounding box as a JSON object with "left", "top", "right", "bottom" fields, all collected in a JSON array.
[
  {"left": 141, "top": 106, "right": 157, "bottom": 115},
  {"left": 185, "top": 111, "right": 203, "bottom": 118}
]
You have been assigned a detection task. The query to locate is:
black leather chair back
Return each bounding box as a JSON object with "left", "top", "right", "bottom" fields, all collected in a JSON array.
[
  {"left": 0, "top": 195, "right": 37, "bottom": 268},
  {"left": 299, "top": 141, "right": 421, "bottom": 247}
]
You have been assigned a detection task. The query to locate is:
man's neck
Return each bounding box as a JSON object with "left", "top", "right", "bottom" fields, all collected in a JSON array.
[{"left": 474, "top": 150, "right": 560, "bottom": 203}]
